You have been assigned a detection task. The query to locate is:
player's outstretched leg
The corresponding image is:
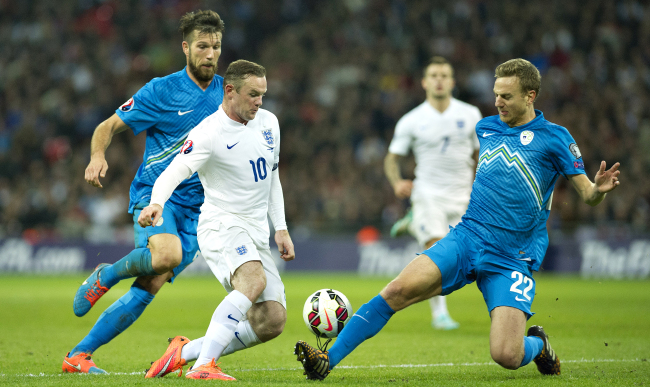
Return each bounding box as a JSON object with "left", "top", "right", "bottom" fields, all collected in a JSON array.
[
  {"left": 73, "top": 263, "right": 110, "bottom": 317},
  {"left": 185, "top": 359, "right": 236, "bottom": 380},
  {"left": 62, "top": 352, "right": 107, "bottom": 374},
  {"left": 527, "top": 325, "right": 560, "bottom": 375},
  {"left": 73, "top": 248, "right": 158, "bottom": 317},
  {"left": 66, "top": 281, "right": 156, "bottom": 372},
  {"left": 294, "top": 341, "right": 330, "bottom": 380},
  {"left": 145, "top": 336, "right": 190, "bottom": 378},
  {"left": 390, "top": 208, "right": 413, "bottom": 238},
  {"left": 295, "top": 294, "right": 395, "bottom": 379}
]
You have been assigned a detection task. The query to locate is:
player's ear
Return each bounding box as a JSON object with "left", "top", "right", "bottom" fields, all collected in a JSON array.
[
  {"left": 182, "top": 41, "right": 189, "bottom": 56},
  {"left": 525, "top": 90, "right": 534, "bottom": 105}
]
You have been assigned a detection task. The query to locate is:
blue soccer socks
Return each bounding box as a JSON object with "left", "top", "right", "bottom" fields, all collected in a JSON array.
[
  {"left": 71, "top": 282, "right": 154, "bottom": 356},
  {"left": 520, "top": 335, "right": 544, "bottom": 368},
  {"left": 328, "top": 294, "right": 395, "bottom": 369},
  {"left": 100, "top": 248, "right": 158, "bottom": 288}
]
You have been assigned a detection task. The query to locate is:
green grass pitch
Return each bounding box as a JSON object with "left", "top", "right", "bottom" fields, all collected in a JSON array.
[{"left": 1, "top": 272, "right": 649, "bottom": 386}]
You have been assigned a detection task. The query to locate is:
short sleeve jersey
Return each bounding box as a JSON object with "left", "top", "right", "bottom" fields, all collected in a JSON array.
[
  {"left": 174, "top": 106, "right": 281, "bottom": 247},
  {"left": 116, "top": 68, "right": 224, "bottom": 219},
  {"left": 388, "top": 98, "right": 482, "bottom": 202},
  {"left": 456, "top": 110, "right": 586, "bottom": 270}
]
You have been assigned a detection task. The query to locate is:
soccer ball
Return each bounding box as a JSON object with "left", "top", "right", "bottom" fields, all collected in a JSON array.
[{"left": 303, "top": 289, "right": 353, "bottom": 338}]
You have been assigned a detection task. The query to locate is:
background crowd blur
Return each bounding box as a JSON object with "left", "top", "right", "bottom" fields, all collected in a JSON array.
[{"left": 1, "top": 0, "right": 649, "bottom": 243}]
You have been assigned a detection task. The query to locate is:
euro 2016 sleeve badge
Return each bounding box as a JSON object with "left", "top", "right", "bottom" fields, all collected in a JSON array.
[{"left": 261, "top": 129, "right": 274, "bottom": 146}]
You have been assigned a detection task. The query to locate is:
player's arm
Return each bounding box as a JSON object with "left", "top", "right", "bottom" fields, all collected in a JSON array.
[
  {"left": 568, "top": 161, "right": 621, "bottom": 206},
  {"left": 84, "top": 114, "right": 129, "bottom": 188},
  {"left": 137, "top": 159, "right": 193, "bottom": 227},
  {"left": 139, "top": 128, "right": 212, "bottom": 227},
  {"left": 384, "top": 152, "right": 413, "bottom": 199},
  {"left": 268, "top": 166, "right": 295, "bottom": 261}
]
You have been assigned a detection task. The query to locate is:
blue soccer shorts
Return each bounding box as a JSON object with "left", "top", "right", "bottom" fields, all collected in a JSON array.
[
  {"left": 422, "top": 228, "right": 536, "bottom": 319},
  {"left": 132, "top": 201, "right": 200, "bottom": 283}
]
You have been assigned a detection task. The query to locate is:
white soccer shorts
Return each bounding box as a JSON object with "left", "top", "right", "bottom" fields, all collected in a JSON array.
[
  {"left": 409, "top": 195, "right": 469, "bottom": 247},
  {"left": 197, "top": 225, "right": 286, "bottom": 309}
]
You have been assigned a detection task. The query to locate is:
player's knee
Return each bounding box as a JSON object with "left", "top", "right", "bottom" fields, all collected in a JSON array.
[
  {"left": 250, "top": 305, "right": 286, "bottom": 342},
  {"left": 258, "top": 315, "right": 286, "bottom": 342},
  {"left": 150, "top": 249, "right": 182, "bottom": 272},
  {"left": 381, "top": 280, "right": 411, "bottom": 311},
  {"left": 491, "top": 346, "right": 521, "bottom": 370}
]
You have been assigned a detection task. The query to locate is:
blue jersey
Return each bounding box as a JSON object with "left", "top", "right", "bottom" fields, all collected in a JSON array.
[
  {"left": 116, "top": 67, "right": 224, "bottom": 219},
  {"left": 456, "top": 110, "right": 586, "bottom": 271}
]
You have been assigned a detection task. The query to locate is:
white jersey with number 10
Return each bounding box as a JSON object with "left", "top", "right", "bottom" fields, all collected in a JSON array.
[{"left": 174, "top": 105, "right": 280, "bottom": 247}]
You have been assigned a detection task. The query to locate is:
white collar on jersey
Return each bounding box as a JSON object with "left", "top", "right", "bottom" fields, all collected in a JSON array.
[{"left": 217, "top": 105, "right": 252, "bottom": 129}]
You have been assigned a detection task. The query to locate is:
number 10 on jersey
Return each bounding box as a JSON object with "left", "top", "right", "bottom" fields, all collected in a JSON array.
[{"left": 250, "top": 157, "right": 267, "bottom": 182}]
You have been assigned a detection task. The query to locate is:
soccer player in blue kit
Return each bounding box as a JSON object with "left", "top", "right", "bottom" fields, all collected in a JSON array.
[
  {"left": 295, "top": 58, "right": 621, "bottom": 379},
  {"left": 62, "top": 10, "right": 227, "bottom": 374}
]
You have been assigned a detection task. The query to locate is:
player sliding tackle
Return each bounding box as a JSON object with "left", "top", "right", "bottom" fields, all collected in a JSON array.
[
  {"left": 295, "top": 58, "right": 621, "bottom": 380},
  {"left": 139, "top": 60, "right": 295, "bottom": 380}
]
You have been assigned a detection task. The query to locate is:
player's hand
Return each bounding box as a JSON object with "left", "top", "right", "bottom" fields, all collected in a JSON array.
[
  {"left": 85, "top": 157, "right": 109, "bottom": 188},
  {"left": 594, "top": 161, "right": 620, "bottom": 193},
  {"left": 137, "top": 204, "right": 163, "bottom": 227},
  {"left": 274, "top": 229, "right": 295, "bottom": 261},
  {"left": 393, "top": 179, "right": 413, "bottom": 199}
]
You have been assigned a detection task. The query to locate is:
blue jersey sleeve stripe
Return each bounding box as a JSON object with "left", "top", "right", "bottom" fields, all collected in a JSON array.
[{"left": 145, "top": 137, "right": 187, "bottom": 166}]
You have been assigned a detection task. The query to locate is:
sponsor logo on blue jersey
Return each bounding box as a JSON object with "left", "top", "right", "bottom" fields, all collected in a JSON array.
[
  {"left": 180, "top": 139, "right": 193, "bottom": 154},
  {"left": 120, "top": 97, "right": 134, "bottom": 112},
  {"left": 574, "top": 160, "right": 584, "bottom": 169}
]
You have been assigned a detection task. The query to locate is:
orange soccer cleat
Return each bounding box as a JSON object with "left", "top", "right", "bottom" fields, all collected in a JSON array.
[
  {"left": 185, "top": 359, "right": 236, "bottom": 381},
  {"left": 62, "top": 352, "right": 107, "bottom": 374},
  {"left": 145, "top": 336, "right": 190, "bottom": 378}
]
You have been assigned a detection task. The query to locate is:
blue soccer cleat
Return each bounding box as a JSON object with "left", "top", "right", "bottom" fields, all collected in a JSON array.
[{"left": 73, "top": 263, "right": 111, "bottom": 317}]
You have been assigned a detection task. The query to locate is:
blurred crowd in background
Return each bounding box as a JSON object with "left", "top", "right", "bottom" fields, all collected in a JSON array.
[{"left": 1, "top": 0, "right": 649, "bottom": 243}]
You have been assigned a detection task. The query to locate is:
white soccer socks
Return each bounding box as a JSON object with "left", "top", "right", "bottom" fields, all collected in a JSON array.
[
  {"left": 181, "top": 319, "right": 262, "bottom": 361},
  {"left": 429, "top": 295, "right": 450, "bottom": 318},
  {"left": 194, "top": 290, "right": 252, "bottom": 368}
]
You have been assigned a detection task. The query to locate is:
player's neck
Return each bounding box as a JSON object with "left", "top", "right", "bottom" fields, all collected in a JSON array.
[
  {"left": 222, "top": 102, "right": 248, "bottom": 125},
  {"left": 186, "top": 67, "right": 212, "bottom": 91},
  {"left": 509, "top": 107, "right": 536, "bottom": 127},
  {"left": 426, "top": 96, "right": 451, "bottom": 113}
]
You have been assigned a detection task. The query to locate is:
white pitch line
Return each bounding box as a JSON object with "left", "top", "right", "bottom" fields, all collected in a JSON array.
[{"left": 2, "top": 358, "right": 645, "bottom": 377}]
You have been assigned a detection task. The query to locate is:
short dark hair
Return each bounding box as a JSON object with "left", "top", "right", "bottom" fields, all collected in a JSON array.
[
  {"left": 179, "top": 10, "right": 225, "bottom": 43},
  {"left": 495, "top": 58, "right": 541, "bottom": 101},
  {"left": 224, "top": 60, "right": 267, "bottom": 92},
  {"left": 424, "top": 56, "right": 454, "bottom": 77}
]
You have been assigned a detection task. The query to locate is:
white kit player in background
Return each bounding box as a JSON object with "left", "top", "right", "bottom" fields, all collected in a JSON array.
[
  {"left": 384, "top": 56, "right": 482, "bottom": 330},
  {"left": 138, "top": 60, "right": 295, "bottom": 381}
]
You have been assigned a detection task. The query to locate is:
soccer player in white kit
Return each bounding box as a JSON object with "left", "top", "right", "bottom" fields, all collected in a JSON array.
[
  {"left": 138, "top": 60, "right": 294, "bottom": 380},
  {"left": 384, "top": 57, "right": 482, "bottom": 330}
]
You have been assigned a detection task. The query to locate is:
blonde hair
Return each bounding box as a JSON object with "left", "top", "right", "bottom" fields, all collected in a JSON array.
[{"left": 495, "top": 58, "right": 541, "bottom": 101}]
